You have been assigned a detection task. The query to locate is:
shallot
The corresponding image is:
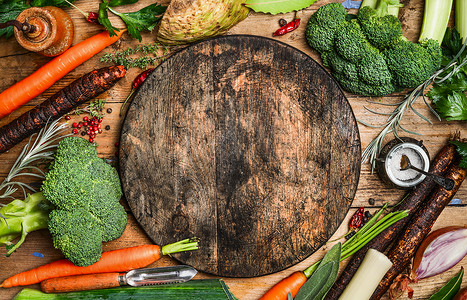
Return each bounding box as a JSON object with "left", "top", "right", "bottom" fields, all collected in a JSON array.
[{"left": 411, "top": 226, "right": 467, "bottom": 280}]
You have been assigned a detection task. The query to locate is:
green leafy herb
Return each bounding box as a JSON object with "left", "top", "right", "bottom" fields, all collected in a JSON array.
[
  {"left": 451, "top": 140, "right": 467, "bottom": 169},
  {"left": 429, "top": 267, "right": 464, "bottom": 300},
  {"left": 30, "top": 0, "right": 75, "bottom": 6},
  {"left": 287, "top": 292, "right": 293, "bottom": 300},
  {"left": 427, "top": 28, "right": 467, "bottom": 121},
  {"left": 0, "top": 0, "right": 29, "bottom": 38},
  {"left": 72, "top": 99, "right": 107, "bottom": 118},
  {"left": 296, "top": 243, "right": 341, "bottom": 300},
  {"left": 100, "top": 42, "right": 175, "bottom": 69},
  {"left": 244, "top": 0, "right": 317, "bottom": 14},
  {"left": 98, "top": 0, "right": 167, "bottom": 42},
  {"left": 108, "top": 0, "right": 138, "bottom": 6},
  {"left": 98, "top": 1, "right": 119, "bottom": 37},
  {"left": 296, "top": 262, "right": 334, "bottom": 300},
  {"left": 108, "top": 3, "right": 166, "bottom": 41}
]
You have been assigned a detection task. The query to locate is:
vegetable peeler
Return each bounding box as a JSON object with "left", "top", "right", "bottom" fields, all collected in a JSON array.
[{"left": 40, "top": 265, "right": 198, "bottom": 293}]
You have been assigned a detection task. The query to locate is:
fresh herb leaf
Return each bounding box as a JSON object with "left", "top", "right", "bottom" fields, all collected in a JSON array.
[
  {"left": 427, "top": 27, "right": 467, "bottom": 121},
  {"left": 429, "top": 267, "right": 464, "bottom": 300},
  {"left": 295, "top": 262, "right": 334, "bottom": 300},
  {"left": 244, "top": 0, "right": 318, "bottom": 14},
  {"left": 432, "top": 91, "right": 467, "bottom": 121},
  {"left": 98, "top": 1, "right": 119, "bottom": 37},
  {"left": 451, "top": 141, "right": 467, "bottom": 169},
  {"left": 107, "top": 3, "right": 166, "bottom": 42},
  {"left": 108, "top": 0, "right": 138, "bottom": 6},
  {"left": 295, "top": 243, "right": 341, "bottom": 300},
  {"left": 30, "top": 0, "right": 76, "bottom": 6},
  {"left": 441, "top": 28, "right": 464, "bottom": 59},
  {"left": 287, "top": 292, "right": 293, "bottom": 300},
  {"left": 0, "top": 0, "right": 30, "bottom": 39}
]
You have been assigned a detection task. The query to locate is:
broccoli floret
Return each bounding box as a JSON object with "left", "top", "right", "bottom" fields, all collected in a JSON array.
[
  {"left": 326, "top": 49, "right": 394, "bottom": 96},
  {"left": 383, "top": 39, "right": 442, "bottom": 88},
  {"left": 305, "top": 2, "right": 347, "bottom": 54},
  {"left": 334, "top": 21, "right": 374, "bottom": 64},
  {"left": 0, "top": 193, "right": 51, "bottom": 256},
  {"left": 326, "top": 50, "right": 359, "bottom": 81},
  {"left": 334, "top": 72, "right": 396, "bottom": 96},
  {"left": 357, "top": 5, "right": 403, "bottom": 49},
  {"left": 306, "top": 1, "right": 440, "bottom": 97},
  {"left": 42, "top": 136, "right": 127, "bottom": 266},
  {"left": 358, "top": 50, "right": 393, "bottom": 86}
]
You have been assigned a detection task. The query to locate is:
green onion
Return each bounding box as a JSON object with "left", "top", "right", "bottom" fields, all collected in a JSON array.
[{"left": 303, "top": 205, "right": 408, "bottom": 278}]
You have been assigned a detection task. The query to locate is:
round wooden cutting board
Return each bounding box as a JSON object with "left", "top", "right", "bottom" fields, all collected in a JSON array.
[{"left": 119, "top": 35, "right": 361, "bottom": 277}]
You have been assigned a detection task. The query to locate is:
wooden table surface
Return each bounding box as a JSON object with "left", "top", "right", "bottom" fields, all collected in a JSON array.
[{"left": 0, "top": 1, "right": 466, "bottom": 299}]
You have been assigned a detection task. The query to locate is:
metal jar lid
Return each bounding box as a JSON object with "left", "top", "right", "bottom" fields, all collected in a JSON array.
[{"left": 376, "top": 137, "right": 430, "bottom": 189}]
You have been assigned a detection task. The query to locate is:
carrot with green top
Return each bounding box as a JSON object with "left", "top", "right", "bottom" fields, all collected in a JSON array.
[{"left": 1, "top": 239, "right": 198, "bottom": 288}]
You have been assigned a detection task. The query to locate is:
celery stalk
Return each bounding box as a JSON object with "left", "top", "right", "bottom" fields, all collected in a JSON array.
[
  {"left": 456, "top": 0, "right": 467, "bottom": 42},
  {"left": 419, "top": 0, "right": 454, "bottom": 44}
]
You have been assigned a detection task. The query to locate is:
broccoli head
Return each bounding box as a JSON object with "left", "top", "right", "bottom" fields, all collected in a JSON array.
[
  {"left": 383, "top": 39, "right": 442, "bottom": 88},
  {"left": 42, "top": 136, "right": 127, "bottom": 266},
  {"left": 305, "top": 2, "right": 347, "bottom": 54},
  {"left": 357, "top": 5, "right": 403, "bottom": 49},
  {"left": 334, "top": 21, "right": 375, "bottom": 64},
  {"left": 327, "top": 49, "right": 395, "bottom": 96}
]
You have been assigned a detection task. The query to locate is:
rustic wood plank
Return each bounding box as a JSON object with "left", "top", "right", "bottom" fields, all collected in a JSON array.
[
  {"left": 119, "top": 35, "right": 360, "bottom": 277},
  {"left": 0, "top": 0, "right": 465, "bottom": 298}
]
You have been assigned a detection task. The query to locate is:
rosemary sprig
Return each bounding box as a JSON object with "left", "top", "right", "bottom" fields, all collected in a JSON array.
[
  {"left": 361, "top": 38, "right": 467, "bottom": 171},
  {"left": 100, "top": 42, "right": 177, "bottom": 69},
  {"left": 0, "top": 119, "right": 68, "bottom": 203}
]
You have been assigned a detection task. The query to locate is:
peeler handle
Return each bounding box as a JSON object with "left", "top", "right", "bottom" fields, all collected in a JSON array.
[{"left": 41, "top": 272, "right": 123, "bottom": 293}]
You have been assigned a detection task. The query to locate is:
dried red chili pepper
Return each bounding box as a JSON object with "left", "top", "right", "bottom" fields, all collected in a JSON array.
[
  {"left": 120, "top": 68, "right": 155, "bottom": 116},
  {"left": 349, "top": 207, "right": 365, "bottom": 229},
  {"left": 87, "top": 12, "right": 100, "bottom": 25},
  {"left": 273, "top": 18, "right": 300, "bottom": 36}
]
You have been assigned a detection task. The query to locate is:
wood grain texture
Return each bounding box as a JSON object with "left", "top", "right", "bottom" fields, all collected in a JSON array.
[
  {"left": 119, "top": 35, "right": 361, "bottom": 277},
  {"left": 0, "top": 0, "right": 465, "bottom": 298}
]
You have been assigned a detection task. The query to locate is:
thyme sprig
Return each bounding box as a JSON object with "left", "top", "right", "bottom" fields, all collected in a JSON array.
[
  {"left": 361, "top": 37, "right": 467, "bottom": 171},
  {"left": 0, "top": 118, "right": 69, "bottom": 224},
  {"left": 71, "top": 99, "right": 107, "bottom": 118},
  {"left": 100, "top": 43, "right": 177, "bottom": 69}
]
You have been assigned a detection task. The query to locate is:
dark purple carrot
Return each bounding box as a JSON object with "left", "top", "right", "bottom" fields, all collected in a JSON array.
[
  {"left": 0, "top": 66, "right": 126, "bottom": 153},
  {"left": 370, "top": 161, "right": 467, "bottom": 299},
  {"left": 325, "top": 141, "right": 458, "bottom": 299}
]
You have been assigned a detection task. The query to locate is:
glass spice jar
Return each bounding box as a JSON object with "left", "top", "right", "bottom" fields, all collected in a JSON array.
[
  {"left": 14, "top": 6, "right": 74, "bottom": 57},
  {"left": 376, "top": 137, "right": 430, "bottom": 189}
]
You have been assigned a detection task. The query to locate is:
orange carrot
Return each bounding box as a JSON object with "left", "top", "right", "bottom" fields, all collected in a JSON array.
[
  {"left": 0, "top": 238, "right": 198, "bottom": 288},
  {"left": 259, "top": 271, "right": 308, "bottom": 300},
  {"left": 0, "top": 30, "right": 125, "bottom": 119}
]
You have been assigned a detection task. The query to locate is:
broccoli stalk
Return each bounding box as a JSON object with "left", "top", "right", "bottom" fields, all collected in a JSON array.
[
  {"left": 361, "top": 0, "right": 403, "bottom": 17},
  {"left": 0, "top": 192, "right": 51, "bottom": 256},
  {"left": 419, "top": 0, "right": 453, "bottom": 44}
]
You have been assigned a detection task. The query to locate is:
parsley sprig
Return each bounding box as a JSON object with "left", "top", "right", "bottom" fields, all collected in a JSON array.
[{"left": 98, "top": 0, "right": 167, "bottom": 42}]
